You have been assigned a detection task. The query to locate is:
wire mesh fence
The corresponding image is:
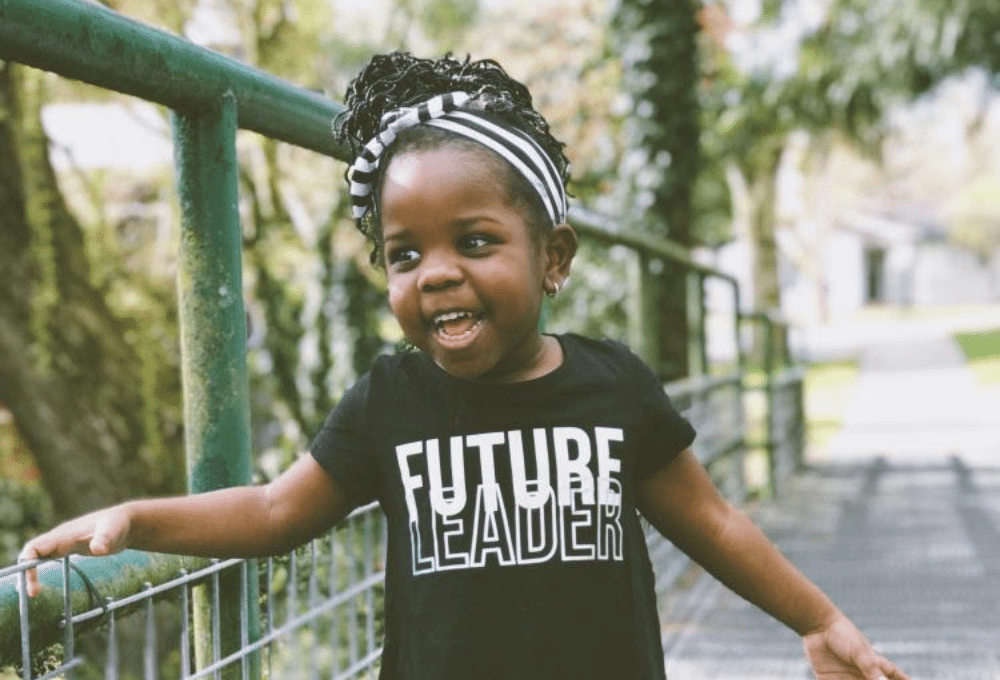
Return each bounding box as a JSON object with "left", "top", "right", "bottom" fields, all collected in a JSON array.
[
  {"left": 1, "top": 503, "right": 385, "bottom": 680},
  {"left": 767, "top": 368, "right": 807, "bottom": 498}
]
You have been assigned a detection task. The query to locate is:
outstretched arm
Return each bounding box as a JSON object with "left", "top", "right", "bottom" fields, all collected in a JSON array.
[
  {"left": 19, "top": 455, "right": 350, "bottom": 597},
  {"left": 638, "top": 449, "right": 909, "bottom": 680}
]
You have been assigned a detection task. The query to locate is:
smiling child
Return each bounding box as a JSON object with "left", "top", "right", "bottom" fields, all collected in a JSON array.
[{"left": 21, "top": 52, "right": 909, "bottom": 680}]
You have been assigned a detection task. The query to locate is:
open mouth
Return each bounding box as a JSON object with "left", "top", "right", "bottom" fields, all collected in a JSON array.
[{"left": 431, "top": 310, "right": 484, "bottom": 340}]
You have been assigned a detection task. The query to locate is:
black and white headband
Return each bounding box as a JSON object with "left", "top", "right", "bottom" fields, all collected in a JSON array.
[{"left": 345, "top": 91, "right": 568, "bottom": 226}]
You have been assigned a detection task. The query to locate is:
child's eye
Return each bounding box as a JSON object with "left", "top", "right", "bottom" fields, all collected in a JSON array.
[
  {"left": 460, "top": 234, "right": 492, "bottom": 252},
  {"left": 387, "top": 247, "right": 420, "bottom": 266}
]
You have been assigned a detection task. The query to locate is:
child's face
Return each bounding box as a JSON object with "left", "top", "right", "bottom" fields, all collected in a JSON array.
[{"left": 379, "top": 145, "right": 572, "bottom": 382}]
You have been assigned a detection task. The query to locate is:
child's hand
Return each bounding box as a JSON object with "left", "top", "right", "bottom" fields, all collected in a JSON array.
[
  {"left": 18, "top": 506, "right": 132, "bottom": 598},
  {"left": 802, "top": 613, "right": 910, "bottom": 680}
]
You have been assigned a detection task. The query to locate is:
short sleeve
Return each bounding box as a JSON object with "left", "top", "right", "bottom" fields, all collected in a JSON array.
[
  {"left": 627, "top": 351, "right": 696, "bottom": 478},
  {"left": 309, "top": 373, "right": 379, "bottom": 509}
]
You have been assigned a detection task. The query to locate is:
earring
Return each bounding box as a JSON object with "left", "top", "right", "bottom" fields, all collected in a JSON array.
[{"left": 547, "top": 280, "right": 562, "bottom": 298}]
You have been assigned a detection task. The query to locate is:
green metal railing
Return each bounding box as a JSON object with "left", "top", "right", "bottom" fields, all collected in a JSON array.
[
  {"left": 0, "top": 0, "right": 804, "bottom": 677},
  {"left": 2, "top": 506, "right": 386, "bottom": 680},
  {"left": 0, "top": 0, "right": 346, "bottom": 155}
]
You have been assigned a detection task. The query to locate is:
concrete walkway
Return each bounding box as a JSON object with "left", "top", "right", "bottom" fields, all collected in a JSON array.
[
  {"left": 661, "top": 458, "right": 1000, "bottom": 679},
  {"left": 660, "top": 317, "right": 1000, "bottom": 679},
  {"left": 822, "top": 332, "right": 1000, "bottom": 466}
]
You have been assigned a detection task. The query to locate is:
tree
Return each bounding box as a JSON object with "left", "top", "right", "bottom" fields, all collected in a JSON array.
[
  {"left": 0, "top": 0, "right": 495, "bottom": 525},
  {"left": 0, "top": 62, "right": 185, "bottom": 519},
  {"left": 697, "top": 0, "right": 1000, "bottom": 353},
  {"left": 612, "top": 0, "right": 701, "bottom": 380}
]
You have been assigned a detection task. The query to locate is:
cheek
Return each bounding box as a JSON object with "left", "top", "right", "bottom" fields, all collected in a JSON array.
[{"left": 387, "top": 279, "right": 414, "bottom": 322}]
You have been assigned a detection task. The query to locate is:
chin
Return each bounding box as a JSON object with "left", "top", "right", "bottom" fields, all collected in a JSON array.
[{"left": 438, "top": 360, "right": 491, "bottom": 381}]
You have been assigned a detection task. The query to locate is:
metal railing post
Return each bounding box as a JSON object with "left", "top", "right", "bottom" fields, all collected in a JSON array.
[
  {"left": 685, "top": 270, "right": 707, "bottom": 376},
  {"left": 627, "top": 251, "right": 661, "bottom": 372},
  {"left": 173, "top": 92, "right": 260, "bottom": 680},
  {"left": 762, "top": 315, "right": 778, "bottom": 499}
]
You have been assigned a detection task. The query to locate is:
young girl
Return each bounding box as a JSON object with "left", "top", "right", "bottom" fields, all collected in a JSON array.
[{"left": 21, "top": 53, "right": 908, "bottom": 680}]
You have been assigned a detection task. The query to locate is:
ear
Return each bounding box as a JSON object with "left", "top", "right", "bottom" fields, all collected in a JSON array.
[{"left": 542, "top": 223, "right": 578, "bottom": 295}]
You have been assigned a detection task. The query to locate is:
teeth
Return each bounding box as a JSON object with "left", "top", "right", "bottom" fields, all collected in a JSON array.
[{"left": 433, "top": 311, "right": 472, "bottom": 326}]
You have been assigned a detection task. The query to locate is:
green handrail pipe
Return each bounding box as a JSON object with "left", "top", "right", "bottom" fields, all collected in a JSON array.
[
  {"left": 0, "top": 0, "right": 348, "bottom": 158},
  {"left": 173, "top": 93, "right": 261, "bottom": 677},
  {"left": 0, "top": 552, "right": 209, "bottom": 667}
]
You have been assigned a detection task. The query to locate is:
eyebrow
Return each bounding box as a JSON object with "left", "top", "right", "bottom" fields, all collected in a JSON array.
[
  {"left": 383, "top": 215, "right": 501, "bottom": 243},
  {"left": 452, "top": 214, "right": 501, "bottom": 229},
  {"left": 382, "top": 230, "right": 411, "bottom": 244}
]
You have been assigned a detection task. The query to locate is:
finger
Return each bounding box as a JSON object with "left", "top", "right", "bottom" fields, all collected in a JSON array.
[
  {"left": 25, "top": 567, "right": 41, "bottom": 598},
  {"left": 17, "top": 544, "right": 43, "bottom": 598},
  {"left": 89, "top": 535, "right": 110, "bottom": 556},
  {"left": 862, "top": 655, "right": 907, "bottom": 680},
  {"left": 89, "top": 512, "right": 124, "bottom": 556},
  {"left": 89, "top": 519, "right": 111, "bottom": 555},
  {"left": 881, "top": 660, "right": 911, "bottom": 680},
  {"left": 848, "top": 652, "right": 885, "bottom": 680},
  {"left": 19, "top": 531, "right": 85, "bottom": 597}
]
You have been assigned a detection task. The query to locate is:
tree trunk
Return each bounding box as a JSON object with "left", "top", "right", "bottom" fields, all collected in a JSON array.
[
  {"left": 615, "top": 0, "right": 701, "bottom": 381},
  {"left": 0, "top": 63, "right": 183, "bottom": 520},
  {"left": 745, "top": 146, "right": 786, "bottom": 366}
]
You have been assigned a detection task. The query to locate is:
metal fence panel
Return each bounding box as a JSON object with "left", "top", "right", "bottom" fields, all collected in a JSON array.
[{"left": 1, "top": 504, "right": 386, "bottom": 679}]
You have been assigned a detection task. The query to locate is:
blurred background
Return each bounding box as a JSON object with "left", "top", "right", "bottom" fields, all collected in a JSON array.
[{"left": 2, "top": 0, "right": 999, "bottom": 563}]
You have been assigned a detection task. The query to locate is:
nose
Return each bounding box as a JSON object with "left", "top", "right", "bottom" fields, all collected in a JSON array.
[{"left": 417, "top": 249, "right": 464, "bottom": 292}]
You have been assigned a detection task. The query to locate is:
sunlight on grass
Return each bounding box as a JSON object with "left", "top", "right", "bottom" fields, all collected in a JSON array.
[
  {"left": 954, "top": 327, "right": 1000, "bottom": 387},
  {"left": 741, "top": 390, "right": 768, "bottom": 495},
  {"left": 803, "top": 357, "right": 859, "bottom": 455}
]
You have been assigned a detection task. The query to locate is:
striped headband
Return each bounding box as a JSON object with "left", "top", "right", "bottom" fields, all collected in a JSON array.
[{"left": 345, "top": 91, "right": 568, "bottom": 226}]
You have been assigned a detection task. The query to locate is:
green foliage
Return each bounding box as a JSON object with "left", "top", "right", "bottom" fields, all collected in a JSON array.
[
  {"left": 946, "top": 175, "right": 1000, "bottom": 261},
  {"left": 420, "top": 0, "right": 478, "bottom": 45},
  {"left": 693, "top": 0, "right": 1000, "bottom": 328},
  {"left": 0, "top": 478, "right": 53, "bottom": 564},
  {"left": 698, "top": 0, "right": 1000, "bottom": 218},
  {"left": 691, "top": 162, "right": 732, "bottom": 247},
  {"left": 612, "top": 0, "right": 700, "bottom": 242},
  {"left": 253, "top": 0, "right": 336, "bottom": 81},
  {"left": 545, "top": 241, "right": 632, "bottom": 343}
]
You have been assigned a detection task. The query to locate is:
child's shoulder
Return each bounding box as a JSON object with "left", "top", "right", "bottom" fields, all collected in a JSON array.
[
  {"left": 557, "top": 333, "right": 651, "bottom": 379},
  {"left": 362, "top": 348, "right": 432, "bottom": 387},
  {"left": 558, "top": 332, "right": 641, "bottom": 362}
]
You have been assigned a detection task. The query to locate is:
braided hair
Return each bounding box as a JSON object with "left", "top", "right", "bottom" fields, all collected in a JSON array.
[{"left": 335, "top": 52, "right": 570, "bottom": 261}]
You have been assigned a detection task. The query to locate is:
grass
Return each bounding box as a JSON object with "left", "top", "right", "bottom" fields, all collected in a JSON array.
[
  {"left": 954, "top": 327, "right": 1000, "bottom": 387},
  {"left": 803, "top": 357, "right": 859, "bottom": 455},
  {"left": 733, "top": 357, "right": 859, "bottom": 492}
]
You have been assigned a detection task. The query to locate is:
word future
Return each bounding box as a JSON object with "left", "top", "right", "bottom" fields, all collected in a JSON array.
[{"left": 396, "top": 426, "right": 626, "bottom": 575}]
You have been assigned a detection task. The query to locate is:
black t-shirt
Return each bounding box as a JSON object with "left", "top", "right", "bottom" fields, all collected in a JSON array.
[{"left": 311, "top": 334, "right": 696, "bottom": 680}]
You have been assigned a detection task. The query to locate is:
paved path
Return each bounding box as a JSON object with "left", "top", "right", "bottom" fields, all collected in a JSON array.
[
  {"left": 660, "top": 320, "right": 1000, "bottom": 679},
  {"left": 822, "top": 334, "right": 1000, "bottom": 466},
  {"left": 661, "top": 458, "right": 1000, "bottom": 679}
]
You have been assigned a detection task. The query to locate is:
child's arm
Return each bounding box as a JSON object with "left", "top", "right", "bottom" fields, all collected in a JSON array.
[
  {"left": 639, "top": 449, "right": 909, "bottom": 680},
  {"left": 19, "top": 455, "right": 349, "bottom": 597}
]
